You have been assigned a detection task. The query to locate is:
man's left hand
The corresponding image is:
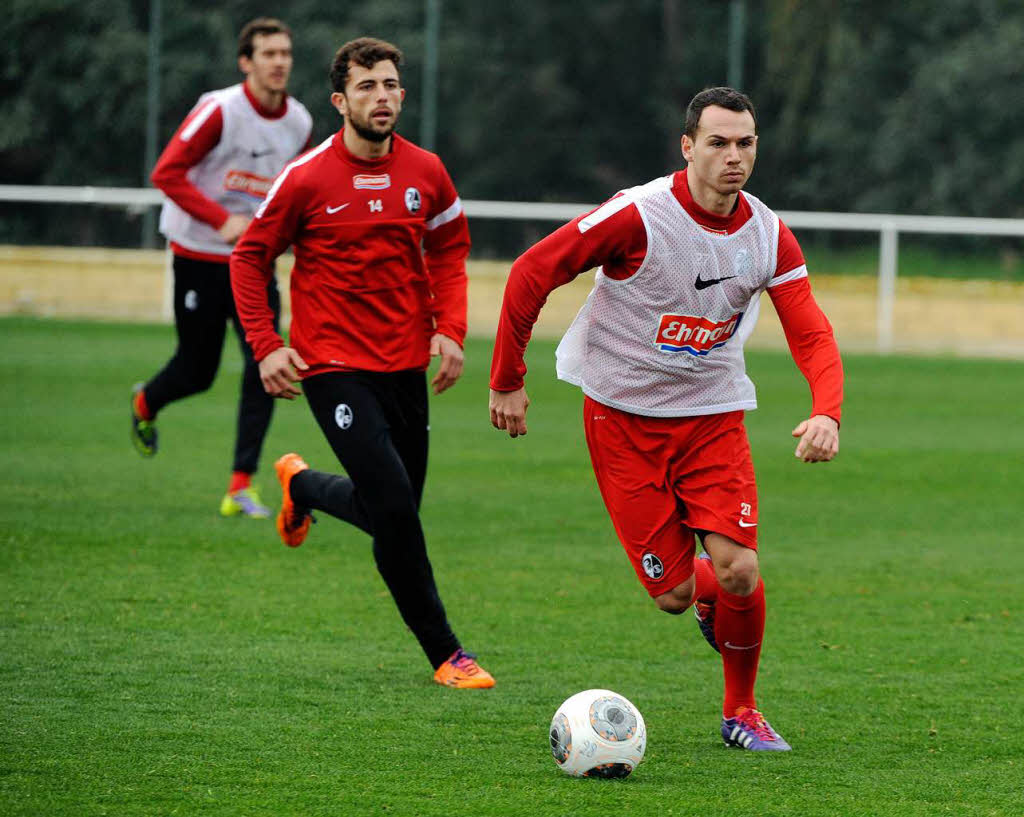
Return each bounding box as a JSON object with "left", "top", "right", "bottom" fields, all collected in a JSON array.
[
  {"left": 429, "top": 333, "right": 464, "bottom": 394},
  {"left": 792, "top": 414, "right": 840, "bottom": 462}
]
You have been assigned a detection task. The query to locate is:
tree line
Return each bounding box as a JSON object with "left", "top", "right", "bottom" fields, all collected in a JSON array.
[{"left": 2, "top": 0, "right": 1022, "bottom": 251}]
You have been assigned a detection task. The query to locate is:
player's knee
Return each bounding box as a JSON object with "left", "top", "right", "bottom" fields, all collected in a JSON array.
[
  {"left": 653, "top": 579, "right": 694, "bottom": 615},
  {"left": 653, "top": 595, "right": 686, "bottom": 614},
  {"left": 718, "top": 554, "right": 759, "bottom": 596},
  {"left": 183, "top": 362, "right": 218, "bottom": 393},
  {"left": 369, "top": 494, "right": 420, "bottom": 531}
]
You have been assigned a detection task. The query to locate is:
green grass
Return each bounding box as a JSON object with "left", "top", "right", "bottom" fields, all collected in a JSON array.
[
  {"left": 802, "top": 242, "right": 1023, "bottom": 281},
  {"left": 1, "top": 316, "right": 1022, "bottom": 817}
]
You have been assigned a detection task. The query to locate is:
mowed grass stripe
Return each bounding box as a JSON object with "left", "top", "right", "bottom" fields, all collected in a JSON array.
[{"left": 1, "top": 317, "right": 1021, "bottom": 817}]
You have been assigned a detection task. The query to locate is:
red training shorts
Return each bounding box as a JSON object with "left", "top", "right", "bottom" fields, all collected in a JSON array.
[{"left": 583, "top": 396, "right": 758, "bottom": 597}]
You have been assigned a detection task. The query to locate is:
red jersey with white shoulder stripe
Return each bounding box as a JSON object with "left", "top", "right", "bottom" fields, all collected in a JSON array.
[
  {"left": 230, "top": 130, "right": 470, "bottom": 376},
  {"left": 491, "top": 169, "right": 842, "bottom": 422},
  {"left": 152, "top": 83, "right": 312, "bottom": 261}
]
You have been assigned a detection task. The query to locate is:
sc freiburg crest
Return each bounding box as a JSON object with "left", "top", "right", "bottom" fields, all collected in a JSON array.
[
  {"left": 334, "top": 403, "right": 354, "bottom": 430},
  {"left": 405, "top": 187, "right": 422, "bottom": 213},
  {"left": 641, "top": 552, "right": 664, "bottom": 580}
]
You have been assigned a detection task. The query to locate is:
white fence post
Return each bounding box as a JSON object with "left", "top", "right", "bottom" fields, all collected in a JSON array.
[
  {"left": 161, "top": 244, "right": 173, "bottom": 323},
  {"left": 878, "top": 224, "right": 898, "bottom": 354}
]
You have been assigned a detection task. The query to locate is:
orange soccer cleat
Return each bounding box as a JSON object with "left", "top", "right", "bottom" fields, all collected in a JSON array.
[
  {"left": 433, "top": 648, "right": 496, "bottom": 689},
  {"left": 274, "top": 453, "right": 313, "bottom": 547}
]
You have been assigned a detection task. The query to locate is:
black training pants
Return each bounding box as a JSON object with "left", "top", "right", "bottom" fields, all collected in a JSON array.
[
  {"left": 294, "top": 370, "right": 460, "bottom": 669},
  {"left": 144, "top": 254, "right": 280, "bottom": 474}
]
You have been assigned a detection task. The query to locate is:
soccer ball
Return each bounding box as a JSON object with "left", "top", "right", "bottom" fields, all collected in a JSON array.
[{"left": 549, "top": 689, "right": 646, "bottom": 778}]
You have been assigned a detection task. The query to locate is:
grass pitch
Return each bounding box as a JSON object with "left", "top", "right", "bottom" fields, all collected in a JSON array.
[{"left": 1, "top": 317, "right": 1022, "bottom": 817}]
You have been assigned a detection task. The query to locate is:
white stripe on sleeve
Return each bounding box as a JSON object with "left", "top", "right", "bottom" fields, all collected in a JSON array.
[
  {"left": 578, "top": 194, "right": 632, "bottom": 234},
  {"left": 767, "top": 264, "right": 808, "bottom": 288},
  {"left": 255, "top": 136, "right": 334, "bottom": 219},
  {"left": 425, "top": 197, "right": 464, "bottom": 231},
  {"left": 180, "top": 100, "right": 221, "bottom": 142}
]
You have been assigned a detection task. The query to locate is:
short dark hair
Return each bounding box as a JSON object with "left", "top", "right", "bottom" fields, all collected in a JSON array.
[
  {"left": 238, "top": 17, "right": 291, "bottom": 59},
  {"left": 330, "top": 37, "right": 404, "bottom": 92},
  {"left": 684, "top": 87, "right": 757, "bottom": 137}
]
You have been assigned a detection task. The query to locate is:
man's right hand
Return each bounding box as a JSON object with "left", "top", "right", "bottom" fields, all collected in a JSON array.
[
  {"left": 490, "top": 387, "right": 530, "bottom": 438},
  {"left": 218, "top": 214, "right": 251, "bottom": 244},
  {"left": 259, "top": 347, "right": 309, "bottom": 399},
  {"left": 791, "top": 414, "right": 840, "bottom": 462}
]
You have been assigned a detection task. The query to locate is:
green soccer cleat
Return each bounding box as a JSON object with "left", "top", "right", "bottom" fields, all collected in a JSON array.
[
  {"left": 220, "top": 486, "right": 272, "bottom": 518},
  {"left": 130, "top": 383, "right": 158, "bottom": 457}
]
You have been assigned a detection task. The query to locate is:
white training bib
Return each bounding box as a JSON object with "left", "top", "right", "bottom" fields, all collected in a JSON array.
[{"left": 556, "top": 176, "right": 779, "bottom": 417}]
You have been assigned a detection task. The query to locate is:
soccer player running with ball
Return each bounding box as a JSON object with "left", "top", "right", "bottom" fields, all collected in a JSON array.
[
  {"left": 490, "top": 88, "right": 842, "bottom": 749},
  {"left": 231, "top": 38, "right": 495, "bottom": 689},
  {"left": 132, "top": 18, "right": 313, "bottom": 519}
]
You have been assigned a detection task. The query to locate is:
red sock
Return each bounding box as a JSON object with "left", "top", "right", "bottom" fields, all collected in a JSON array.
[
  {"left": 693, "top": 556, "right": 719, "bottom": 604},
  {"left": 133, "top": 388, "right": 153, "bottom": 421},
  {"left": 716, "top": 578, "right": 766, "bottom": 716},
  {"left": 228, "top": 471, "right": 251, "bottom": 494}
]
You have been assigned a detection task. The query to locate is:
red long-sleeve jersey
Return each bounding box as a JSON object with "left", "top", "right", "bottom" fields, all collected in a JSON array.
[
  {"left": 150, "top": 102, "right": 231, "bottom": 234},
  {"left": 491, "top": 169, "right": 843, "bottom": 423},
  {"left": 230, "top": 130, "right": 470, "bottom": 376}
]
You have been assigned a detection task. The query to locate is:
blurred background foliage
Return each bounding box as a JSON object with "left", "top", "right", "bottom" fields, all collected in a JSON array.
[{"left": 2, "top": 0, "right": 1022, "bottom": 258}]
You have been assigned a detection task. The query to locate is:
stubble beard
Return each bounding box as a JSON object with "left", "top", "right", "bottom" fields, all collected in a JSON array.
[{"left": 348, "top": 113, "right": 396, "bottom": 144}]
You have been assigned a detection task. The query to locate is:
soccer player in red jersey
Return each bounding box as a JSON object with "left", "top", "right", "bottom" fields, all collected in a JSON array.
[
  {"left": 231, "top": 38, "right": 494, "bottom": 689},
  {"left": 490, "top": 88, "right": 843, "bottom": 748},
  {"left": 132, "top": 18, "right": 313, "bottom": 520}
]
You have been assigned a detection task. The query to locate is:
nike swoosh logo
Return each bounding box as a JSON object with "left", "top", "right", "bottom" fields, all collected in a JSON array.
[
  {"left": 694, "top": 274, "right": 737, "bottom": 290},
  {"left": 724, "top": 641, "right": 761, "bottom": 650},
  {"left": 738, "top": 520, "right": 757, "bottom": 528},
  {"left": 250, "top": 148, "right": 274, "bottom": 158},
  {"left": 326, "top": 203, "right": 350, "bottom": 214}
]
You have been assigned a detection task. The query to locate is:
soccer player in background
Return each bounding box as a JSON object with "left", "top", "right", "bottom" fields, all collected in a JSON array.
[
  {"left": 131, "top": 17, "right": 313, "bottom": 519},
  {"left": 230, "top": 38, "right": 495, "bottom": 689},
  {"left": 490, "top": 88, "right": 842, "bottom": 749}
]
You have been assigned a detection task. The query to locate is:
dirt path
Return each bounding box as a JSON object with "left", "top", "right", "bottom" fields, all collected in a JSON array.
[{"left": 3, "top": 247, "right": 1022, "bottom": 358}]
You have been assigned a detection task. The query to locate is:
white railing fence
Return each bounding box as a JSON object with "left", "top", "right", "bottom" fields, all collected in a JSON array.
[{"left": 2, "top": 185, "right": 1024, "bottom": 353}]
